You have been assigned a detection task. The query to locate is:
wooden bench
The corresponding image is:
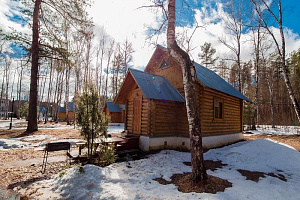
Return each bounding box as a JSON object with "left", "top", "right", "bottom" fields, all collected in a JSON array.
[{"left": 41, "top": 142, "right": 71, "bottom": 173}]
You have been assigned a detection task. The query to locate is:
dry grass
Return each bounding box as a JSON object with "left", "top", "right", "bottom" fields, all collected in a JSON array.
[{"left": 245, "top": 134, "right": 300, "bottom": 151}]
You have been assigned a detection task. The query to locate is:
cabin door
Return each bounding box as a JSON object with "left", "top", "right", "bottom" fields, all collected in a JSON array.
[{"left": 132, "top": 97, "right": 141, "bottom": 134}]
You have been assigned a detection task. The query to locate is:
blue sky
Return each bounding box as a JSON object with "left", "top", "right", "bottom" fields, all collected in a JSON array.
[
  {"left": 1, "top": 0, "right": 300, "bottom": 100},
  {"left": 1, "top": 0, "right": 300, "bottom": 66},
  {"left": 175, "top": 0, "right": 300, "bottom": 37},
  {"left": 282, "top": 0, "right": 300, "bottom": 36}
]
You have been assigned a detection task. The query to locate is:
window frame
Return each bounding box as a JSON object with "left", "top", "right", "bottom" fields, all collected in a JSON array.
[
  {"left": 158, "top": 60, "right": 170, "bottom": 71},
  {"left": 213, "top": 97, "right": 224, "bottom": 121}
]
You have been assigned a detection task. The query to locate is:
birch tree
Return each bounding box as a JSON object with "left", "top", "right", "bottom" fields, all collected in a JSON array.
[
  {"left": 219, "top": 0, "right": 244, "bottom": 92},
  {"left": 250, "top": 0, "right": 300, "bottom": 123},
  {"left": 167, "top": 0, "right": 207, "bottom": 182}
]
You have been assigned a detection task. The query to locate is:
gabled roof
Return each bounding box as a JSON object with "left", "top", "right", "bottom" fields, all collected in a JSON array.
[
  {"left": 59, "top": 102, "right": 76, "bottom": 113},
  {"left": 106, "top": 101, "right": 121, "bottom": 113},
  {"left": 194, "top": 62, "right": 250, "bottom": 102},
  {"left": 115, "top": 69, "right": 185, "bottom": 104},
  {"left": 130, "top": 69, "right": 185, "bottom": 102}
]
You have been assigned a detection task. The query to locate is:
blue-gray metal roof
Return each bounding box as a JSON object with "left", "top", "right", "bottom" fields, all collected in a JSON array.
[
  {"left": 194, "top": 62, "right": 250, "bottom": 101},
  {"left": 59, "top": 102, "right": 76, "bottom": 113},
  {"left": 121, "top": 104, "right": 125, "bottom": 110},
  {"left": 130, "top": 69, "right": 185, "bottom": 102},
  {"left": 106, "top": 101, "right": 121, "bottom": 112}
]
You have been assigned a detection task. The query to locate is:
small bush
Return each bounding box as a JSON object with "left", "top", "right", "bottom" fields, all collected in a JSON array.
[
  {"left": 79, "top": 166, "right": 85, "bottom": 174},
  {"left": 59, "top": 172, "right": 66, "bottom": 178},
  {"left": 100, "top": 145, "right": 117, "bottom": 165}
]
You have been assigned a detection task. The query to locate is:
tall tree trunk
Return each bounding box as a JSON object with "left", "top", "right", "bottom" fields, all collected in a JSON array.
[
  {"left": 251, "top": 0, "right": 300, "bottom": 124},
  {"left": 277, "top": 1, "right": 300, "bottom": 123},
  {"left": 0, "top": 67, "right": 5, "bottom": 119},
  {"left": 38, "top": 68, "right": 48, "bottom": 120},
  {"left": 17, "top": 61, "right": 24, "bottom": 119},
  {"left": 45, "top": 60, "right": 53, "bottom": 123},
  {"left": 53, "top": 69, "right": 60, "bottom": 122},
  {"left": 56, "top": 70, "right": 65, "bottom": 123},
  {"left": 251, "top": 22, "right": 261, "bottom": 130},
  {"left": 115, "top": 63, "right": 119, "bottom": 97},
  {"left": 65, "top": 66, "right": 70, "bottom": 124},
  {"left": 105, "top": 41, "right": 114, "bottom": 100},
  {"left": 95, "top": 46, "right": 100, "bottom": 93},
  {"left": 267, "top": 79, "right": 275, "bottom": 128},
  {"left": 105, "top": 58, "right": 111, "bottom": 100},
  {"left": 5, "top": 59, "right": 10, "bottom": 120},
  {"left": 27, "top": 0, "right": 41, "bottom": 132},
  {"left": 99, "top": 46, "right": 104, "bottom": 96},
  {"left": 167, "top": 0, "right": 207, "bottom": 182}
]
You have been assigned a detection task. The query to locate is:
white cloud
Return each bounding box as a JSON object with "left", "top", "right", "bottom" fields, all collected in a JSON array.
[
  {"left": 89, "top": 0, "right": 162, "bottom": 69},
  {"left": 0, "top": 0, "right": 30, "bottom": 34}
]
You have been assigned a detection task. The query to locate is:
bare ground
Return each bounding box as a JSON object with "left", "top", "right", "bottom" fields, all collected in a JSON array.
[
  {"left": 0, "top": 125, "right": 82, "bottom": 191},
  {"left": 244, "top": 134, "right": 300, "bottom": 151},
  {"left": 1, "top": 123, "right": 300, "bottom": 197}
]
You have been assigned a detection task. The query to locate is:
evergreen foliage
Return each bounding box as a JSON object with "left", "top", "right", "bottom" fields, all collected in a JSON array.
[
  {"left": 76, "top": 83, "right": 108, "bottom": 158},
  {"left": 198, "top": 42, "right": 217, "bottom": 70}
]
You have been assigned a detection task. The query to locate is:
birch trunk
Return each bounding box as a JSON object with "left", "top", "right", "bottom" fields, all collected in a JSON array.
[
  {"left": 5, "top": 58, "right": 10, "bottom": 120},
  {"left": 167, "top": 0, "right": 207, "bottom": 182},
  {"left": 45, "top": 59, "right": 53, "bottom": 123},
  {"left": 17, "top": 61, "right": 24, "bottom": 119},
  {"left": 251, "top": 22, "right": 261, "bottom": 130},
  {"left": 251, "top": 0, "right": 300, "bottom": 124},
  {"left": 65, "top": 66, "right": 70, "bottom": 124}
]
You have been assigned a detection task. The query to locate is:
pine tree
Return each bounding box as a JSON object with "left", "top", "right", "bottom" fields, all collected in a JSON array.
[
  {"left": 198, "top": 42, "right": 217, "bottom": 70},
  {"left": 76, "top": 83, "right": 108, "bottom": 158}
]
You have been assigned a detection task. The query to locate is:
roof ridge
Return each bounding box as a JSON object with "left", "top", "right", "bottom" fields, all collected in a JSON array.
[{"left": 129, "top": 68, "right": 168, "bottom": 79}]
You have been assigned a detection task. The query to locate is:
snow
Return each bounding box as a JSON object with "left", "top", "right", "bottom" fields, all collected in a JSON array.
[
  {"left": 244, "top": 125, "right": 300, "bottom": 136},
  {"left": 0, "top": 123, "right": 124, "bottom": 150},
  {"left": 107, "top": 123, "right": 124, "bottom": 134},
  {"left": 25, "top": 139, "right": 300, "bottom": 200},
  {"left": 0, "top": 120, "right": 23, "bottom": 128}
]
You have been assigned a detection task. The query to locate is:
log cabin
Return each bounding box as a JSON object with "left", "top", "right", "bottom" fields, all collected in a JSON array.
[
  {"left": 114, "top": 45, "right": 250, "bottom": 151},
  {"left": 103, "top": 101, "right": 125, "bottom": 123},
  {"left": 59, "top": 102, "right": 76, "bottom": 121}
]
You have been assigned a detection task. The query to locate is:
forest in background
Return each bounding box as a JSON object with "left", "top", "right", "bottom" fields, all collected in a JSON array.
[{"left": 0, "top": 0, "right": 299, "bottom": 127}]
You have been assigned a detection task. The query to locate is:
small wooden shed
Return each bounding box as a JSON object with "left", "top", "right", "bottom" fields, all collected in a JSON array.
[
  {"left": 115, "top": 45, "right": 250, "bottom": 151},
  {"left": 59, "top": 102, "right": 76, "bottom": 121},
  {"left": 103, "top": 101, "right": 125, "bottom": 123}
]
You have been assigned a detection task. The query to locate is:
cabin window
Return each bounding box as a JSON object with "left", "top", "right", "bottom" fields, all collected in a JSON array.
[
  {"left": 159, "top": 60, "right": 170, "bottom": 69},
  {"left": 214, "top": 98, "right": 224, "bottom": 120}
]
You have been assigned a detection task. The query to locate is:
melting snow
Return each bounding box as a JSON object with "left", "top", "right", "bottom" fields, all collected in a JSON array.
[{"left": 25, "top": 139, "right": 300, "bottom": 200}]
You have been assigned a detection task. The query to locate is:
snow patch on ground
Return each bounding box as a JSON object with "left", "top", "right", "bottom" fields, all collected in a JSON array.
[
  {"left": 0, "top": 124, "right": 125, "bottom": 150},
  {"left": 26, "top": 139, "right": 300, "bottom": 200},
  {"left": 107, "top": 123, "right": 124, "bottom": 134},
  {"left": 244, "top": 125, "right": 300, "bottom": 136}
]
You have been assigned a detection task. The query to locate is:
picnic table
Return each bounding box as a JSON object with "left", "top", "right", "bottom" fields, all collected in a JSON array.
[{"left": 77, "top": 137, "right": 125, "bottom": 155}]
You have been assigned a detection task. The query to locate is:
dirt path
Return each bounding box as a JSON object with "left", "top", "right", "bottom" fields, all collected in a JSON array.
[{"left": 0, "top": 125, "right": 82, "bottom": 190}]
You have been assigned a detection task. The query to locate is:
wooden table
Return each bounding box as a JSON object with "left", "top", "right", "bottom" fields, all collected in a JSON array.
[{"left": 76, "top": 137, "right": 125, "bottom": 155}]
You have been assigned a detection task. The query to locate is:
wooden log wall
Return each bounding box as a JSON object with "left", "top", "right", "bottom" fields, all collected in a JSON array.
[
  {"left": 110, "top": 112, "right": 122, "bottom": 123},
  {"left": 151, "top": 100, "right": 188, "bottom": 136},
  {"left": 141, "top": 97, "right": 150, "bottom": 135},
  {"left": 195, "top": 84, "right": 242, "bottom": 135},
  {"left": 125, "top": 87, "right": 150, "bottom": 135}
]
